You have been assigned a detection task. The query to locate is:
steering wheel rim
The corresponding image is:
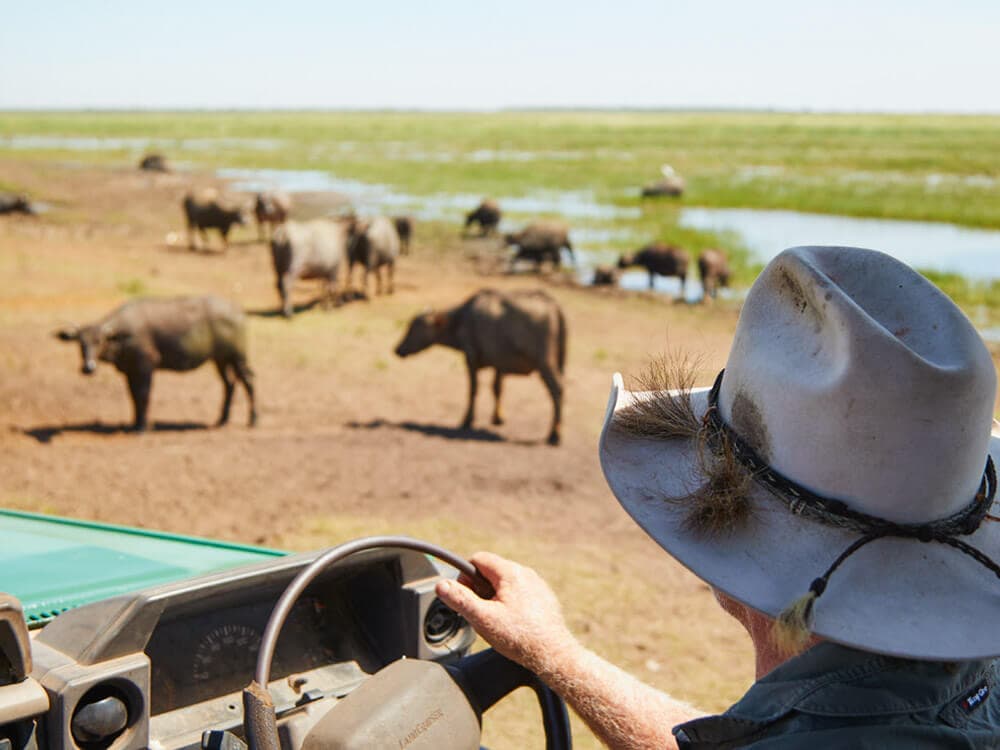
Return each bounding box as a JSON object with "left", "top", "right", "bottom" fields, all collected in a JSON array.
[{"left": 243, "top": 536, "right": 572, "bottom": 750}]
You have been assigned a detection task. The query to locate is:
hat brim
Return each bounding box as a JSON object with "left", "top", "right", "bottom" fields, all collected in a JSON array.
[{"left": 599, "top": 374, "right": 1000, "bottom": 661}]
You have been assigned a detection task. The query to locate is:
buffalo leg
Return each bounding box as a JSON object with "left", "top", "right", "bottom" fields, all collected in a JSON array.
[
  {"left": 187, "top": 222, "right": 196, "bottom": 250},
  {"left": 215, "top": 360, "right": 236, "bottom": 426},
  {"left": 538, "top": 365, "right": 562, "bottom": 446},
  {"left": 461, "top": 357, "right": 478, "bottom": 430},
  {"left": 233, "top": 359, "right": 257, "bottom": 427},
  {"left": 198, "top": 227, "right": 209, "bottom": 252},
  {"left": 491, "top": 371, "right": 504, "bottom": 425},
  {"left": 679, "top": 273, "right": 686, "bottom": 298},
  {"left": 220, "top": 228, "right": 230, "bottom": 252},
  {"left": 126, "top": 370, "right": 153, "bottom": 432},
  {"left": 387, "top": 261, "right": 395, "bottom": 294},
  {"left": 648, "top": 271, "right": 655, "bottom": 290},
  {"left": 277, "top": 274, "right": 293, "bottom": 318}
]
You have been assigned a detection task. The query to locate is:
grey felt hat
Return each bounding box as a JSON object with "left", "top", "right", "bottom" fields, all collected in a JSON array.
[{"left": 599, "top": 246, "right": 1000, "bottom": 660}]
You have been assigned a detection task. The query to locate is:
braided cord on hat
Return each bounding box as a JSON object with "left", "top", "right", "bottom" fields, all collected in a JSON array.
[{"left": 703, "top": 369, "right": 1000, "bottom": 652}]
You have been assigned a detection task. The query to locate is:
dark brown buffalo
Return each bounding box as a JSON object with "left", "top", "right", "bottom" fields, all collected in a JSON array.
[
  {"left": 254, "top": 192, "right": 291, "bottom": 241},
  {"left": 504, "top": 220, "right": 575, "bottom": 271},
  {"left": 464, "top": 199, "right": 501, "bottom": 236},
  {"left": 640, "top": 178, "right": 684, "bottom": 197},
  {"left": 698, "top": 248, "right": 731, "bottom": 300},
  {"left": 56, "top": 296, "right": 256, "bottom": 431},
  {"left": 618, "top": 243, "right": 689, "bottom": 293},
  {"left": 347, "top": 216, "right": 400, "bottom": 296},
  {"left": 139, "top": 153, "right": 170, "bottom": 173},
  {"left": 0, "top": 193, "right": 33, "bottom": 215},
  {"left": 182, "top": 190, "right": 246, "bottom": 251},
  {"left": 395, "top": 288, "right": 567, "bottom": 445},
  {"left": 271, "top": 218, "right": 350, "bottom": 317},
  {"left": 393, "top": 215, "right": 414, "bottom": 255}
]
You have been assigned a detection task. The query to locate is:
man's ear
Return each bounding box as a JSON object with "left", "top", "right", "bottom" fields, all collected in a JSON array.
[{"left": 55, "top": 327, "right": 79, "bottom": 341}]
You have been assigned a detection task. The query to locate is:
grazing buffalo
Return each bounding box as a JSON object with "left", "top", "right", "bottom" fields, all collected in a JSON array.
[
  {"left": 347, "top": 215, "right": 400, "bottom": 296},
  {"left": 393, "top": 215, "right": 414, "bottom": 255},
  {"left": 0, "top": 193, "right": 34, "bottom": 215},
  {"left": 56, "top": 296, "right": 256, "bottom": 431},
  {"left": 271, "top": 218, "right": 351, "bottom": 317},
  {"left": 254, "top": 192, "right": 291, "bottom": 241},
  {"left": 618, "top": 243, "right": 689, "bottom": 293},
  {"left": 464, "top": 199, "right": 502, "bottom": 236},
  {"left": 395, "top": 288, "right": 567, "bottom": 445},
  {"left": 698, "top": 248, "right": 731, "bottom": 300},
  {"left": 183, "top": 190, "right": 246, "bottom": 251},
  {"left": 504, "top": 220, "right": 575, "bottom": 271},
  {"left": 139, "top": 153, "right": 170, "bottom": 173}
]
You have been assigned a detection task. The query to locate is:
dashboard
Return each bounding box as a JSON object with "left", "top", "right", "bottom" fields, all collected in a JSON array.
[{"left": 16, "top": 547, "right": 475, "bottom": 750}]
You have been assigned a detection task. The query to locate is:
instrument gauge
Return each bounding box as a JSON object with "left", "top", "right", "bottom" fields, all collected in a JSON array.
[{"left": 192, "top": 624, "right": 262, "bottom": 683}]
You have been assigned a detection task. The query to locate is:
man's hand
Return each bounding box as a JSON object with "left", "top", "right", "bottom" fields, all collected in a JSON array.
[{"left": 435, "top": 551, "right": 580, "bottom": 677}]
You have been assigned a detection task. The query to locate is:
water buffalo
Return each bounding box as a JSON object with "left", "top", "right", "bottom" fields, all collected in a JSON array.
[
  {"left": 347, "top": 215, "right": 400, "bottom": 296},
  {"left": 698, "top": 248, "right": 731, "bottom": 300},
  {"left": 395, "top": 288, "right": 567, "bottom": 445},
  {"left": 139, "top": 153, "right": 170, "bottom": 173},
  {"left": 504, "top": 220, "right": 575, "bottom": 271},
  {"left": 271, "top": 218, "right": 350, "bottom": 317},
  {"left": 641, "top": 164, "right": 685, "bottom": 197},
  {"left": 618, "top": 243, "right": 689, "bottom": 293},
  {"left": 182, "top": 190, "right": 246, "bottom": 251},
  {"left": 464, "top": 199, "right": 501, "bottom": 236},
  {"left": 393, "top": 215, "right": 414, "bottom": 255},
  {"left": 254, "top": 192, "right": 291, "bottom": 241},
  {"left": 0, "top": 193, "right": 34, "bottom": 215},
  {"left": 55, "top": 296, "right": 256, "bottom": 431}
]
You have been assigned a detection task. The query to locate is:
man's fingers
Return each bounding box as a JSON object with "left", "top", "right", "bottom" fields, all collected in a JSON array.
[
  {"left": 436, "top": 579, "right": 490, "bottom": 624},
  {"left": 468, "top": 551, "right": 515, "bottom": 588}
]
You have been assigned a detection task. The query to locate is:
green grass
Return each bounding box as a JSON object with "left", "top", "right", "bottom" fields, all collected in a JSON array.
[{"left": 2, "top": 110, "right": 997, "bottom": 308}]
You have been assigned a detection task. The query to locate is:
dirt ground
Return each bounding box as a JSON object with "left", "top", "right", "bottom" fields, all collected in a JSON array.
[{"left": 2, "top": 156, "right": 905, "bottom": 746}]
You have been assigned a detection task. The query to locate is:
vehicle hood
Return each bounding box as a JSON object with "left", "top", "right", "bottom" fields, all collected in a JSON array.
[{"left": 0, "top": 509, "right": 286, "bottom": 627}]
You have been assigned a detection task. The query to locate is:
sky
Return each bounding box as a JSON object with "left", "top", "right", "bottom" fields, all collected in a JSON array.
[{"left": 2, "top": 0, "right": 999, "bottom": 112}]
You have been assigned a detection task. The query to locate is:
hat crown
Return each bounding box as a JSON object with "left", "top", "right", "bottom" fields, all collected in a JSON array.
[{"left": 720, "top": 246, "right": 996, "bottom": 523}]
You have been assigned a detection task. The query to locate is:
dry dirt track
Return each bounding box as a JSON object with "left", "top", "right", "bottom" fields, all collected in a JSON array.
[{"left": 2, "top": 157, "right": 758, "bottom": 745}]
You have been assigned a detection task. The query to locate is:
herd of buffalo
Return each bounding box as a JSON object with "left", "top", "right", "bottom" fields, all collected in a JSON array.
[{"left": 3, "top": 152, "right": 731, "bottom": 444}]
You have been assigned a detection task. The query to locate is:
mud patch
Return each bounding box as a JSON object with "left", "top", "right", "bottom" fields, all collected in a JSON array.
[{"left": 729, "top": 390, "right": 770, "bottom": 460}]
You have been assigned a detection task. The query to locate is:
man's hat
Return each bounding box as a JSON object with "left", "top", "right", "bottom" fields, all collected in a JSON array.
[{"left": 599, "top": 246, "right": 1000, "bottom": 660}]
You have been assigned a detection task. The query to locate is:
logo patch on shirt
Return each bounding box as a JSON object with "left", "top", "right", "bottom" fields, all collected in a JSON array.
[{"left": 959, "top": 680, "right": 990, "bottom": 714}]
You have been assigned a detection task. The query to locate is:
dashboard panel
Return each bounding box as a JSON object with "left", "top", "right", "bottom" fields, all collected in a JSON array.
[{"left": 26, "top": 547, "right": 475, "bottom": 750}]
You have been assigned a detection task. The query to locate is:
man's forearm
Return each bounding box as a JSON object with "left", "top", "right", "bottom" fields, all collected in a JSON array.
[{"left": 536, "top": 640, "right": 704, "bottom": 750}]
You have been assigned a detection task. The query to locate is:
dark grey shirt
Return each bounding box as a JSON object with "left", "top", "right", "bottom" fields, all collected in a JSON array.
[{"left": 673, "top": 642, "right": 1000, "bottom": 748}]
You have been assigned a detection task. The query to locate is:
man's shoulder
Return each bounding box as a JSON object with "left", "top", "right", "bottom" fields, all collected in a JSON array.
[{"left": 674, "top": 644, "right": 1000, "bottom": 749}]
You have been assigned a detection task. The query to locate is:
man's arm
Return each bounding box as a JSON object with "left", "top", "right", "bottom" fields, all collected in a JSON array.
[{"left": 435, "top": 552, "right": 705, "bottom": 750}]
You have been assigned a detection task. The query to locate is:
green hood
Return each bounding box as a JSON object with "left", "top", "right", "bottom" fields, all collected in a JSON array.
[{"left": 0, "top": 509, "right": 286, "bottom": 627}]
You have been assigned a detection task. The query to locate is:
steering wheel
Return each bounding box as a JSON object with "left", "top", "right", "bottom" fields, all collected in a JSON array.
[{"left": 242, "top": 536, "right": 573, "bottom": 750}]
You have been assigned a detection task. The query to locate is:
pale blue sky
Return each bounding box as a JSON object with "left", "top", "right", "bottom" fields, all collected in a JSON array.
[{"left": 2, "top": 1, "right": 998, "bottom": 111}]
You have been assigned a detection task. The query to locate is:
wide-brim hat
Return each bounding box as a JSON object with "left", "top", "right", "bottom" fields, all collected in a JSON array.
[{"left": 599, "top": 246, "right": 1000, "bottom": 660}]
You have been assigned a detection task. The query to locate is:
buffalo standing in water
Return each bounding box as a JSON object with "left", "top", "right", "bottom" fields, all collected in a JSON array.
[
  {"left": 504, "top": 220, "right": 575, "bottom": 271},
  {"left": 618, "top": 243, "right": 689, "bottom": 294},
  {"left": 464, "top": 199, "right": 502, "bottom": 236},
  {"left": 56, "top": 296, "right": 256, "bottom": 431},
  {"left": 395, "top": 289, "right": 567, "bottom": 445},
  {"left": 0, "top": 194, "right": 34, "bottom": 215}
]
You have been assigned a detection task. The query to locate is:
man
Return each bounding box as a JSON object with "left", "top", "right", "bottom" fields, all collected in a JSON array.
[{"left": 437, "top": 245, "right": 1000, "bottom": 748}]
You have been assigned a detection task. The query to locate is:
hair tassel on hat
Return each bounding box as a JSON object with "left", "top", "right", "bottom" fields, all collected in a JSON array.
[{"left": 772, "top": 578, "right": 826, "bottom": 656}]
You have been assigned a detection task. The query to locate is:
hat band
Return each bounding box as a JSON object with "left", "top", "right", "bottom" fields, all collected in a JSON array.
[{"left": 705, "top": 369, "right": 999, "bottom": 652}]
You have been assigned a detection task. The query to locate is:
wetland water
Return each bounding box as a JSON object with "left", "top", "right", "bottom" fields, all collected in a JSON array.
[{"left": 221, "top": 166, "right": 1000, "bottom": 300}]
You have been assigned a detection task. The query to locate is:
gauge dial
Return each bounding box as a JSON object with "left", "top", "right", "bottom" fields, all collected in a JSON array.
[{"left": 192, "top": 624, "right": 262, "bottom": 683}]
